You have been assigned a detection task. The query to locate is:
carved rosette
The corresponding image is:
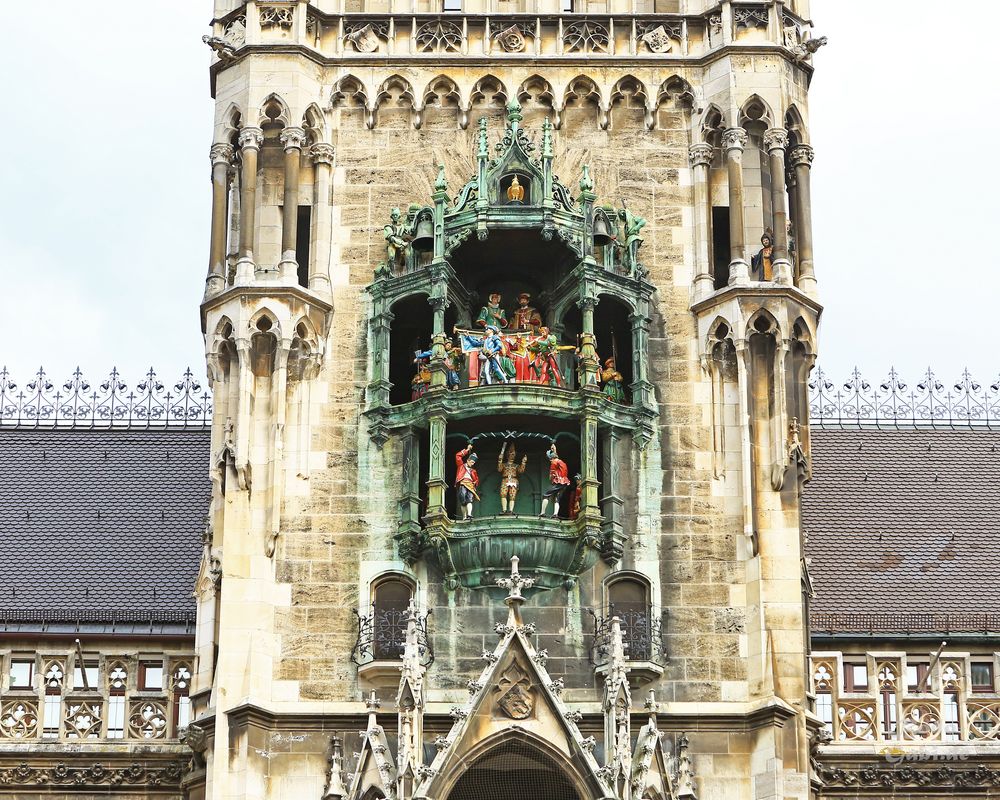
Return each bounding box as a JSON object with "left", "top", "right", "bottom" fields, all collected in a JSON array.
[
  {"left": 789, "top": 144, "right": 815, "bottom": 168},
  {"left": 688, "top": 143, "right": 714, "bottom": 168},
  {"left": 721, "top": 128, "right": 748, "bottom": 152},
  {"left": 763, "top": 128, "right": 789, "bottom": 153}
]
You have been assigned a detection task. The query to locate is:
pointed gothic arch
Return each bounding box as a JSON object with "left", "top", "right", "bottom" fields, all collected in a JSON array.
[
  {"left": 330, "top": 74, "right": 370, "bottom": 109},
  {"left": 784, "top": 103, "right": 809, "bottom": 144},
  {"left": 257, "top": 92, "right": 291, "bottom": 127},
  {"left": 469, "top": 74, "right": 509, "bottom": 110},
  {"left": 301, "top": 103, "right": 326, "bottom": 143},
  {"left": 220, "top": 103, "right": 243, "bottom": 144},
  {"left": 609, "top": 75, "right": 651, "bottom": 129},
  {"left": 375, "top": 74, "right": 417, "bottom": 127},
  {"left": 738, "top": 94, "right": 774, "bottom": 128},
  {"left": 698, "top": 103, "right": 725, "bottom": 145},
  {"left": 444, "top": 736, "right": 583, "bottom": 800}
]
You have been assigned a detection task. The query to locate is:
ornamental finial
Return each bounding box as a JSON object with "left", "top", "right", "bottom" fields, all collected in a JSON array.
[
  {"left": 542, "top": 117, "right": 553, "bottom": 159},
  {"left": 496, "top": 555, "right": 534, "bottom": 609},
  {"left": 477, "top": 117, "right": 489, "bottom": 159},
  {"left": 506, "top": 99, "right": 523, "bottom": 125},
  {"left": 434, "top": 163, "right": 448, "bottom": 192},
  {"left": 580, "top": 164, "right": 594, "bottom": 193}
]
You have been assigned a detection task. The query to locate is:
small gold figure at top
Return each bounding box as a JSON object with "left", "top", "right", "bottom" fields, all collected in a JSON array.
[{"left": 506, "top": 174, "right": 525, "bottom": 203}]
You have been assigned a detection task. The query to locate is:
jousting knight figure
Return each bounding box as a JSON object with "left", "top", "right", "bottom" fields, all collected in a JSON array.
[
  {"left": 454, "top": 443, "right": 480, "bottom": 520},
  {"left": 529, "top": 326, "right": 572, "bottom": 387},
  {"left": 539, "top": 443, "right": 571, "bottom": 518},
  {"left": 497, "top": 441, "right": 528, "bottom": 515},
  {"left": 479, "top": 326, "right": 511, "bottom": 385}
]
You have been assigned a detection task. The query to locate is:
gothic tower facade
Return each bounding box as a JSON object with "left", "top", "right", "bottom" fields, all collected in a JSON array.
[{"left": 193, "top": 1, "right": 824, "bottom": 798}]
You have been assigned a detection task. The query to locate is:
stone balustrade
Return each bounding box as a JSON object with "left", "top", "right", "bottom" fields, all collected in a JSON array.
[{"left": 208, "top": 0, "right": 817, "bottom": 61}]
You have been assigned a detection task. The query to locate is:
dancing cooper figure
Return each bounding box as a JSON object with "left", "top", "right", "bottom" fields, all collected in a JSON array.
[
  {"left": 454, "top": 444, "right": 480, "bottom": 520},
  {"left": 497, "top": 442, "right": 528, "bottom": 515},
  {"left": 538, "top": 444, "right": 571, "bottom": 519}
]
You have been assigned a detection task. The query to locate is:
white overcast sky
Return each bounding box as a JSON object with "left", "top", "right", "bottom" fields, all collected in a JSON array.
[{"left": 1, "top": 1, "right": 997, "bottom": 391}]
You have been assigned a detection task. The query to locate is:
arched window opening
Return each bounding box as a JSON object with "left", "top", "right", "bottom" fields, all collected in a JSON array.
[
  {"left": 388, "top": 294, "right": 434, "bottom": 405},
  {"left": 594, "top": 295, "right": 633, "bottom": 403},
  {"left": 371, "top": 575, "right": 415, "bottom": 660},
  {"left": 446, "top": 741, "right": 580, "bottom": 800},
  {"left": 608, "top": 575, "right": 653, "bottom": 660},
  {"left": 250, "top": 317, "right": 278, "bottom": 377}
]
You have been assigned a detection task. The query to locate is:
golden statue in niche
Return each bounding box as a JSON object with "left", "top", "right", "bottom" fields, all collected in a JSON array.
[{"left": 506, "top": 174, "right": 525, "bottom": 203}]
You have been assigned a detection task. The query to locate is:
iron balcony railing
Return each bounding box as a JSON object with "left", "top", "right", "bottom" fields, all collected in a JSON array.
[
  {"left": 351, "top": 605, "right": 434, "bottom": 667},
  {"left": 589, "top": 605, "right": 666, "bottom": 666}
]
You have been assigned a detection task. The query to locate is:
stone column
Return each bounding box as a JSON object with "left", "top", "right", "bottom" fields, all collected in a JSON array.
[
  {"left": 425, "top": 414, "right": 448, "bottom": 521},
  {"left": 577, "top": 296, "right": 600, "bottom": 389},
  {"left": 581, "top": 414, "right": 600, "bottom": 519},
  {"left": 278, "top": 126, "right": 308, "bottom": 282},
  {"left": 763, "top": 128, "right": 792, "bottom": 285},
  {"left": 790, "top": 144, "right": 817, "bottom": 295},
  {"left": 722, "top": 128, "right": 750, "bottom": 285},
  {"left": 206, "top": 143, "right": 234, "bottom": 297},
  {"left": 689, "top": 143, "right": 715, "bottom": 298},
  {"left": 427, "top": 296, "right": 449, "bottom": 391},
  {"left": 368, "top": 309, "right": 394, "bottom": 409},
  {"left": 629, "top": 308, "right": 653, "bottom": 409},
  {"left": 398, "top": 428, "right": 422, "bottom": 555},
  {"left": 235, "top": 127, "right": 263, "bottom": 283},
  {"left": 308, "top": 143, "right": 335, "bottom": 294},
  {"left": 600, "top": 426, "right": 624, "bottom": 564}
]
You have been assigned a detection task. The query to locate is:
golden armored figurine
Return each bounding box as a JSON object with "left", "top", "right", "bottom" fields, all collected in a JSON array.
[
  {"left": 497, "top": 441, "right": 528, "bottom": 514},
  {"left": 506, "top": 174, "right": 525, "bottom": 203}
]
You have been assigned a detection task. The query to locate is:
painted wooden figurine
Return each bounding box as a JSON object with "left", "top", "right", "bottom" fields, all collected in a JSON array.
[
  {"left": 510, "top": 292, "right": 542, "bottom": 333},
  {"left": 506, "top": 174, "right": 525, "bottom": 203},
  {"left": 383, "top": 207, "right": 410, "bottom": 269},
  {"left": 478, "top": 326, "right": 513, "bottom": 385},
  {"left": 455, "top": 444, "right": 480, "bottom": 520},
  {"left": 569, "top": 473, "right": 583, "bottom": 520},
  {"left": 476, "top": 293, "right": 508, "bottom": 330},
  {"left": 497, "top": 442, "right": 528, "bottom": 515},
  {"left": 618, "top": 200, "right": 646, "bottom": 272},
  {"left": 529, "top": 326, "right": 573, "bottom": 387},
  {"left": 751, "top": 229, "right": 774, "bottom": 281},
  {"left": 600, "top": 357, "right": 626, "bottom": 403},
  {"left": 411, "top": 352, "right": 431, "bottom": 401},
  {"left": 539, "top": 444, "right": 571, "bottom": 518}
]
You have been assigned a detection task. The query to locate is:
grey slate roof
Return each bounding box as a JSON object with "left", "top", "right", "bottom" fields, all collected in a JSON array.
[
  {"left": 0, "top": 427, "right": 210, "bottom": 624},
  {"left": 802, "top": 428, "right": 1000, "bottom": 629}
]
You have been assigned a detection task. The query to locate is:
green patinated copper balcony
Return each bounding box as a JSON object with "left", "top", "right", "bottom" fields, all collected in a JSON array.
[{"left": 424, "top": 513, "right": 603, "bottom": 594}]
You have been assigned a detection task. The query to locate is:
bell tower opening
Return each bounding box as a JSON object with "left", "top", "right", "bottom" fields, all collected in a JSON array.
[{"left": 446, "top": 741, "right": 580, "bottom": 800}]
